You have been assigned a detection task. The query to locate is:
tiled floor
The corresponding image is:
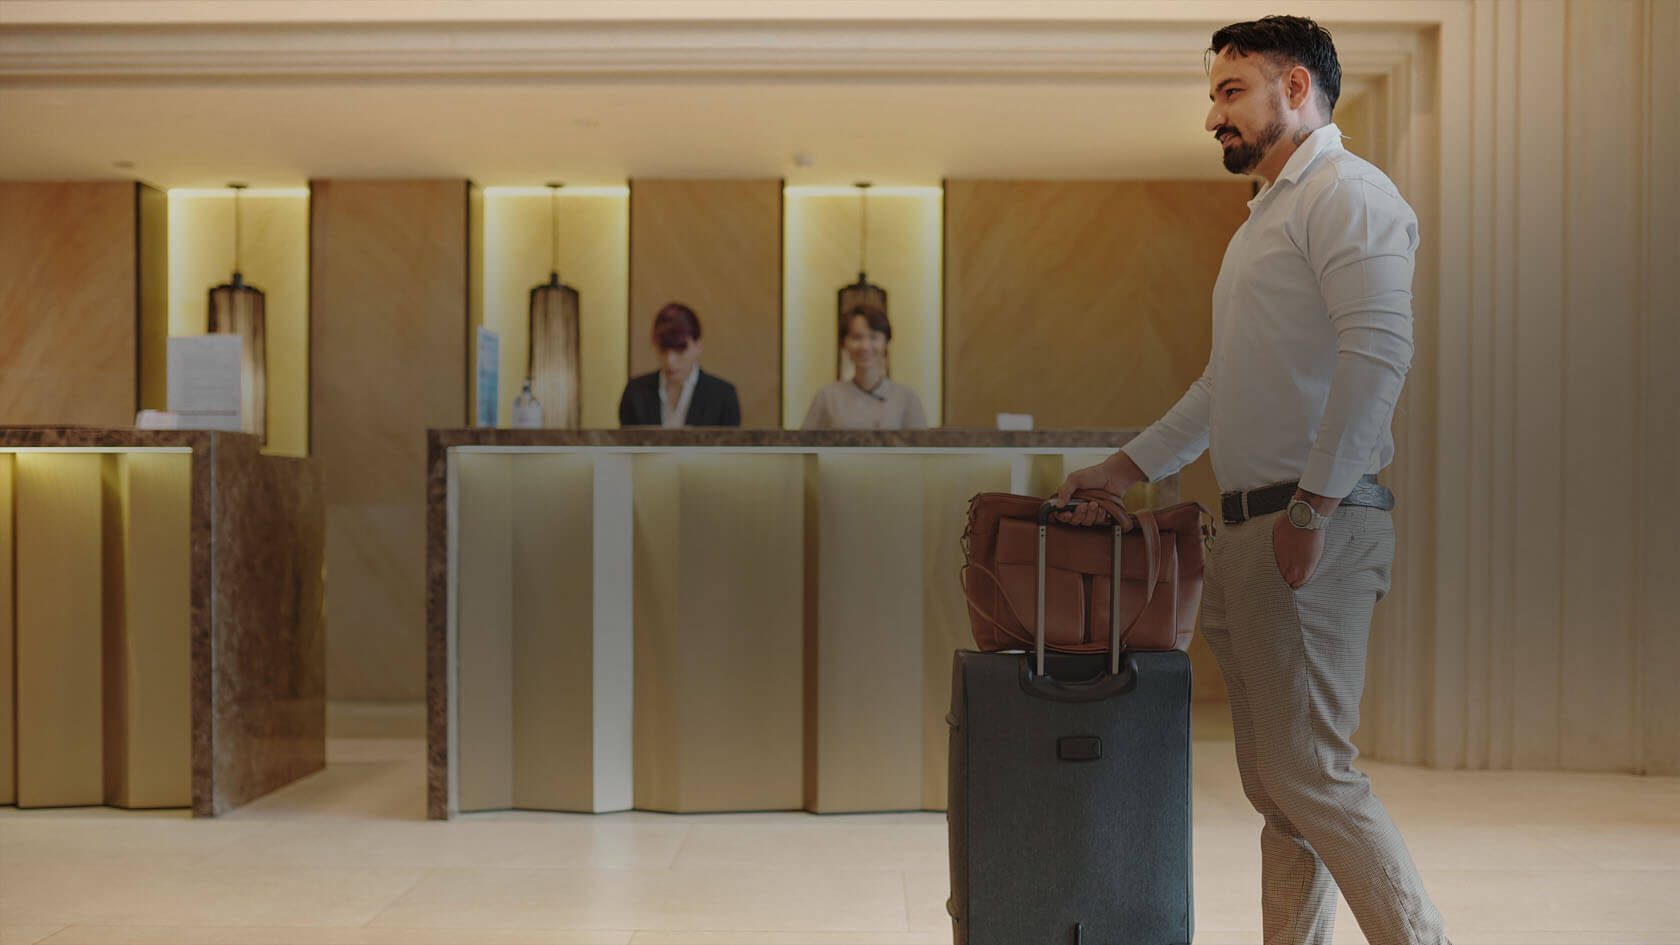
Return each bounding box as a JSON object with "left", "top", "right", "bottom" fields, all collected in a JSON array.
[{"left": 2, "top": 708, "right": 1676, "bottom": 945}]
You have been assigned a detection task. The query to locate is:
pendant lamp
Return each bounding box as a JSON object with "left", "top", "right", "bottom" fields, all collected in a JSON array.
[
  {"left": 836, "top": 181, "right": 888, "bottom": 378},
  {"left": 528, "top": 182, "right": 581, "bottom": 428},
  {"left": 207, "top": 183, "right": 267, "bottom": 443}
]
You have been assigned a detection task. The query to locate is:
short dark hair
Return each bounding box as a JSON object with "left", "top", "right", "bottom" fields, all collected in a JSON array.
[
  {"left": 1209, "top": 15, "right": 1341, "bottom": 117},
  {"left": 840, "top": 302, "right": 891, "bottom": 342},
  {"left": 652, "top": 301, "right": 701, "bottom": 349}
]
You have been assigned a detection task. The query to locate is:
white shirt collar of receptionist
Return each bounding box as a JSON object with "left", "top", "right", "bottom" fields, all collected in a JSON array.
[{"left": 660, "top": 363, "right": 702, "bottom": 427}]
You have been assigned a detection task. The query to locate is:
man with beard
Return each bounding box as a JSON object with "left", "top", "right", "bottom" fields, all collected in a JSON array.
[{"left": 1054, "top": 15, "right": 1453, "bottom": 945}]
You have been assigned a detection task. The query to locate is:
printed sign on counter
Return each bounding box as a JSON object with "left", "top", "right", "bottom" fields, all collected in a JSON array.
[{"left": 166, "top": 335, "right": 244, "bottom": 432}]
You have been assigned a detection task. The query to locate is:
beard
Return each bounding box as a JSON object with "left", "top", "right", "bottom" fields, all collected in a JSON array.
[{"left": 1217, "top": 112, "right": 1286, "bottom": 175}]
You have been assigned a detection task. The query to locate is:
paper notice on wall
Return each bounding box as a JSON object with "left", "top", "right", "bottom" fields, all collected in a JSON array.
[
  {"left": 476, "top": 326, "right": 500, "bottom": 428},
  {"left": 166, "top": 334, "right": 243, "bottom": 432}
]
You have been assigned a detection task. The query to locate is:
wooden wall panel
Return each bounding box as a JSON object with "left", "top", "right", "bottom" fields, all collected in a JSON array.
[
  {"left": 943, "top": 180, "right": 1249, "bottom": 702},
  {"left": 943, "top": 180, "right": 1249, "bottom": 430},
  {"left": 0, "top": 182, "right": 140, "bottom": 427},
  {"left": 510, "top": 454, "right": 597, "bottom": 810},
  {"left": 112, "top": 453, "right": 193, "bottom": 808},
  {"left": 14, "top": 453, "right": 105, "bottom": 807},
  {"left": 0, "top": 455, "right": 12, "bottom": 805},
  {"left": 633, "top": 453, "right": 804, "bottom": 812},
  {"left": 629, "top": 180, "right": 782, "bottom": 428},
  {"left": 137, "top": 184, "right": 169, "bottom": 411},
  {"left": 1641, "top": 0, "right": 1680, "bottom": 776},
  {"left": 311, "top": 179, "right": 468, "bottom": 701},
  {"left": 806, "top": 455, "right": 925, "bottom": 812},
  {"left": 455, "top": 452, "right": 514, "bottom": 812}
]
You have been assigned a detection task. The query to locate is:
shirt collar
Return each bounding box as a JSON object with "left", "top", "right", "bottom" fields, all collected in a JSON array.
[
  {"left": 851, "top": 376, "right": 891, "bottom": 400},
  {"left": 1249, "top": 122, "right": 1343, "bottom": 206},
  {"left": 660, "top": 365, "right": 701, "bottom": 407}
]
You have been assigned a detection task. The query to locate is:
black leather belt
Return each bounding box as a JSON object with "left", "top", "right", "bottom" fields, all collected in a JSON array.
[{"left": 1220, "top": 474, "right": 1395, "bottom": 525}]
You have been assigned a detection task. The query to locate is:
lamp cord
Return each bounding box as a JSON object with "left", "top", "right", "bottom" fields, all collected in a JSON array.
[
  {"left": 232, "top": 187, "right": 242, "bottom": 274},
  {"left": 550, "top": 184, "right": 561, "bottom": 275},
  {"left": 858, "top": 186, "right": 868, "bottom": 274}
]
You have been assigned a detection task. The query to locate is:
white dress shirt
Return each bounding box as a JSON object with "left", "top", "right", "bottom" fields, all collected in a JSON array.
[
  {"left": 1122, "top": 123, "right": 1420, "bottom": 499},
  {"left": 659, "top": 365, "right": 701, "bottom": 429}
]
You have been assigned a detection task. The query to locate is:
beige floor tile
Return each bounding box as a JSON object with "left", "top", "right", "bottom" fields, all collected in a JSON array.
[
  {"left": 631, "top": 928, "right": 954, "bottom": 934},
  {"left": 0, "top": 864, "right": 425, "bottom": 927},
  {"left": 0, "top": 810, "right": 272, "bottom": 869},
  {"left": 1190, "top": 868, "right": 1263, "bottom": 934},
  {"left": 1426, "top": 867, "right": 1680, "bottom": 932},
  {"left": 1532, "top": 823, "right": 1680, "bottom": 870},
  {"left": 199, "top": 819, "right": 689, "bottom": 871},
  {"left": 670, "top": 823, "right": 946, "bottom": 873},
  {"left": 326, "top": 738, "right": 427, "bottom": 764},
  {"left": 6, "top": 731, "right": 1680, "bottom": 942},
  {"left": 1444, "top": 928, "right": 1680, "bottom": 934},
  {"left": 1374, "top": 767, "right": 1680, "bottom": 828},
  {"left": 369, "top": 868, "right": 909, "bottom": 932},
  {"left": 0, "top": 929, "right": 63, "bottom": 945},
  {"left": 1396, "top": 824, "right": 1595, "bottom": 871},
  {"left": 1194, "top": 822, "right": 1263, "bottom": 873},
  {"left": 38, "top": 930, "right": 630, "bottom": 945},
  {"left": 900, "top": 872, "right": 949, "bottom": 934},
  {"left": 466, "top": 811, "right": 940, "bottom": 827}
]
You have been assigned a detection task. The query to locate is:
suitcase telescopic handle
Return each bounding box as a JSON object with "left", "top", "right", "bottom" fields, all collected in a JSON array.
[{"left": 1036, "top": 498, "right": 1125, "bottom": 679}]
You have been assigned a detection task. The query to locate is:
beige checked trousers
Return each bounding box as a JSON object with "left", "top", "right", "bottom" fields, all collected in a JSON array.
[{"left": 1200, "top": 505, "right": 1451, "bottom": 945}]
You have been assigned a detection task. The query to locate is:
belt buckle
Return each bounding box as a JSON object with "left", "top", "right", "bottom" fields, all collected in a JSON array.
[{"left": 1240, "top": 490, "right": 1250, "bottom": 523}]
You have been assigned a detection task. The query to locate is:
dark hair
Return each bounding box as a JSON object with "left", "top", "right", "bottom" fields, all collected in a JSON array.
[
  {"left": 652, "top": 301, "right": 701, "bottom": 349},
  {"left": 840, "top": 302, "right": 892, "bottom": 343},
  {"left": 1209, "top": 15, "right": 1341, "bottom": 116}
]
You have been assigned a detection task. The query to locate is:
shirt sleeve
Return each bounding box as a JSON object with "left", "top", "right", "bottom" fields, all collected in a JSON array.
[
  {"left": 902, "top": 386, "right": 929, "bottom": 430},
  {"left": 1119, "top": 364, "right": 1213, "bottom": 482},
  {"left": 1299, "top": 177, "right": 1420, "bottom": 498},
  {"left": 801, "top": 387, "right": 829, "bottom": 430}
]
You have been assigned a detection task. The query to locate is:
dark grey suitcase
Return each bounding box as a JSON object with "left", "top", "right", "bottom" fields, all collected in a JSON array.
[{"left": 947, "top": 498, "right": 1193, "bottom": 944}]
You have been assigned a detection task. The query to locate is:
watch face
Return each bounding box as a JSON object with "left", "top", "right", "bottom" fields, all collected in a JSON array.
[{"left": 1288, "top": 501, "right": 1314, "bottom": 527}]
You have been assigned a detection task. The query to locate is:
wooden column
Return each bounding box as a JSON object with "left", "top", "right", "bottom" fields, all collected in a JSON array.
[{"left": 311, "top": 179, "right": 469, "bottom": 702}]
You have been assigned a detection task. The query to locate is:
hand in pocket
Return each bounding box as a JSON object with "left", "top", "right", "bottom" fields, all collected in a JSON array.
[{"left": 1271, "top": 513, "right": 1327, "bottom": 589}]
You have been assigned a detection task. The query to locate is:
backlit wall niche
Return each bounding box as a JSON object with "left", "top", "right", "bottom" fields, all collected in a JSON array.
[
  {"left": 480, "top": 187, "right": 630, "bottom": 429},
  {"left": 166, "top": 189, "right": 310, "bottom": 457},
  {"left": 782, "top": 187, "right": 943, "bottom": 429}
]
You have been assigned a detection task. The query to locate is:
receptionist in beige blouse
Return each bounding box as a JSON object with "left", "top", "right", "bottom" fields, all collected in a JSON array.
[{"left": 800, "top": 302, "right": 928, "bottom": 430}]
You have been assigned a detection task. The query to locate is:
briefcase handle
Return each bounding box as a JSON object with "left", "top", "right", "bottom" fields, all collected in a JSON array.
[{"left": 1033, "top": 494, "right": 1161, "bottom": 679}]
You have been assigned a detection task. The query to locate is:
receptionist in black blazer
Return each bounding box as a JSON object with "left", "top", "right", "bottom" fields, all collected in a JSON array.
[{"left": 618, "top": 302, "right": 742, "bottom": 427}]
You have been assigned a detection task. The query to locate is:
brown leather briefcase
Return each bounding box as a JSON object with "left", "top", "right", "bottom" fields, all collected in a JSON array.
[{"left": 960, "top": 489, "right": 1212, "bottom": 655}]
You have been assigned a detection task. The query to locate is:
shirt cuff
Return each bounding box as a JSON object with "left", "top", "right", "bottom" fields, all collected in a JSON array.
[{"left": 1299, "top": 448, "right": 1372, "bottom": 500}]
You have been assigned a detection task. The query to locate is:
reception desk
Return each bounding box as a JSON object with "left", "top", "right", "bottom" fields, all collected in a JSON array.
[
  {"left": 426, "top": 429, "right": 1171, "bottom": 819},
  {"left": 0, "top": 427, "right": 325, "bottom": 816}
]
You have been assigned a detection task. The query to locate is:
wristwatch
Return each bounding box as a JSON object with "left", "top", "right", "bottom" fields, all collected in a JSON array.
[{"left": 1286, "top": 497, "right": 1330, "bottom": 530}]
